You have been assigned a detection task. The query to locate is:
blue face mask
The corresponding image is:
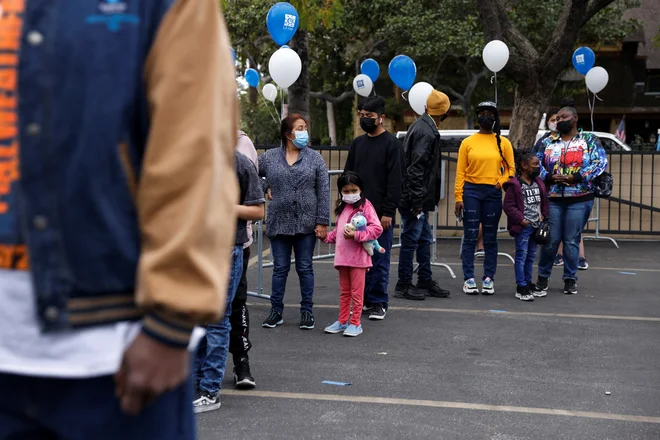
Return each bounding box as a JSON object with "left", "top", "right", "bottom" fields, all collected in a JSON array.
[{"left": 290, "top": 130, "right": 309, "bottom": 149}]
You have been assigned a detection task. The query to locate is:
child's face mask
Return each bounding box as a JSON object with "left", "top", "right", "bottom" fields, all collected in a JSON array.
[{"left": 342, "top": 193, "right": 361, "bottom": 204}]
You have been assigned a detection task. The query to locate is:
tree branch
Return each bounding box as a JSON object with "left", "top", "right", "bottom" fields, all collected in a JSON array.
[
  {"left": 310, "top": 90, "right": 355, "bottom": 104},
  {"left": 583, "top": 0, "right": 617, "bottom": 25},
  {"left": 436, "top": 83, "right": 464, "bottom": 101},
  {"left": 541, "top": 0, "right": 591, "bottom": 80}
]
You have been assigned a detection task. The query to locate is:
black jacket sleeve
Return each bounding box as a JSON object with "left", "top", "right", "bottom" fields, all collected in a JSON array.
[
  {"left": 382, "top": 137, "right": 403, "bottom": 217},
  {"left": 344, "top": 139, "right": 356, "bottom": 173},
  {"left": 406, "top": 132, "right": 433, "bottom": 209}
]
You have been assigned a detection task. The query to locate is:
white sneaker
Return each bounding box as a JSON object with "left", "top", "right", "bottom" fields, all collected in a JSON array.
[
  {"left": 481, "top": 277, "right": 495, "bottom": 295},
  {"left": 463, "top": 278, "right": 479, "bottom": 295}
]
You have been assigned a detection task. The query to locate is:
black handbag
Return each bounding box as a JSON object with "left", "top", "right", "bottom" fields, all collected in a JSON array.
[
  {"left": 534, "top": 220, "right": 551, "bottom": 245},
  {"left": 594, "top": 171, "right": 613, "bottom": 198}
]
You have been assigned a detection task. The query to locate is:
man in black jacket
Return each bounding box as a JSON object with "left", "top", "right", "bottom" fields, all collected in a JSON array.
[
  {"left": 395, "top": 90, "right": 451, "bottom": 301},
  {"left": 344, "top": 96, "right": 403, "bottom": 320}
]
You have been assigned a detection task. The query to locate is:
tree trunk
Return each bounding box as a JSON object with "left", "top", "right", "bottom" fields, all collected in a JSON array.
[
  {"left": 249, "top": 86, "right": 258, "bottom": 105},
  {"left": 326, "top": 100, "right": 337, "bottom": 146},
  {"left": 287, "top": 30, "right": 310, "bottom": 121},
  {"left": 507, "top": 80, "right": 551, "bottom": 151}
]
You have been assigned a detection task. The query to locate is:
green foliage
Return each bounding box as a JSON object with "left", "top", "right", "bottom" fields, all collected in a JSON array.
[{"left": 238, "top": 92, "right": 281, "bottom": 145}]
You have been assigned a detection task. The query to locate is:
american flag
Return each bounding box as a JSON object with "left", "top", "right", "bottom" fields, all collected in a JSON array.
[{"left": 614, "top": 117, "right": 626, "bottom": 143}]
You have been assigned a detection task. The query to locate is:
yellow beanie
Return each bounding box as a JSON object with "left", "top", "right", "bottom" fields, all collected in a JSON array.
[{"left": 426, "top": 90, "right": 451, "bottom": 116}]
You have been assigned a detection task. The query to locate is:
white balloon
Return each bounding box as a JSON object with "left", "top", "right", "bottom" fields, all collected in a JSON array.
[
  {"left": 482, "top": 40, "right": 510, "bottom": 73},
  {"left": 262, "top": 83, "right": 278, "bottom": 103},
  {"left": 585, "top": 66, "right": 609, "bottom": 94},
  {"left": 353, "top": 74, "right": 373, "bottom": 97},
  {"left": 408, "top": 82, "right": 434, "bottom": 115},
  {"left": 268, "top": 46, "right": 302, "bottom": 89}
]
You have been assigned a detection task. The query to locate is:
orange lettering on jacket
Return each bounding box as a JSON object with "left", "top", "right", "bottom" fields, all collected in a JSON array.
[{"left": 0, "top": 0, "right": 27, "bottom": 269}]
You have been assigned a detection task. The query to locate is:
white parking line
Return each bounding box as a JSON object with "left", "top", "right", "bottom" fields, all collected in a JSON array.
[
  {"left": 246, "top": 302, "right": 660, "bottom": 322},
  {"left": 223, "top": 390, "right": 660, "bottom": 424}
]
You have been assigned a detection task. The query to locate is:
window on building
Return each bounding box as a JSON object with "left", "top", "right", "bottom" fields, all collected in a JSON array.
[{"left": 646, "top": 74, "right": 660, "bottom": 94}]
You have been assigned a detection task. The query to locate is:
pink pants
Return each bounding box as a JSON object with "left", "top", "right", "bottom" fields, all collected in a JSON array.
[{"left": 338, "top": 267, "right": 367, "bottom": 326}]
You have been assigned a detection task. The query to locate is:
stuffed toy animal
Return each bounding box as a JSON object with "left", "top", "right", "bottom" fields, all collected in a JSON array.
[{"left": 344, "top": 213, "right": 385, "bottom": 256}]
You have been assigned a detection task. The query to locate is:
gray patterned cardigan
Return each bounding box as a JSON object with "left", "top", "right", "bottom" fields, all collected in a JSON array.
[{"left": 258, "top": 147, "right": 330, "bottom": 238}]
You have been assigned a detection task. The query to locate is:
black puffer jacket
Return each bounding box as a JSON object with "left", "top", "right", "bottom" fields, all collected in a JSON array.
[{"left": 400, "top": 114, "right": 441, "bottom": 212}]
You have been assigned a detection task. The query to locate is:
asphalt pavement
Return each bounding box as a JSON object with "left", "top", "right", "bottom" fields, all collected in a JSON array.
[{"left": 197, "top": 239, "right": 660, "bottom": 440}]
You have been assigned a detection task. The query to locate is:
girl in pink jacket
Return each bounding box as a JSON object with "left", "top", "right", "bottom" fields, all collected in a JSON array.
[{"left": 324, "top": 172, "right": 383, "bottom": 337}]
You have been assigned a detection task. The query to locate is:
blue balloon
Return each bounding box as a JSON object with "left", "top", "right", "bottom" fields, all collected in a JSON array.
[
  {"left": 360, "top": 58, "right": 380, "bottom": 83},
  {"left": 388, "top": 55, "right": 416, "bottom": 91},
  {"left": 230, "top": 47, "right": 236, "bottom": 62},
  {"left": 267, "top": 2, "right": 299, "bottom": 46},
  {"left": 572, "top": 47, "right": 595, "bottom": 75},
  {"left": 245, "top": 68, "right": 260, "bottom": 88}
]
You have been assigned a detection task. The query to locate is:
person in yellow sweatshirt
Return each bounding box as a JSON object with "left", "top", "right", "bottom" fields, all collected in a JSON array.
[{"left": 454, "top": 102, "right": 515, "bottom": 295}]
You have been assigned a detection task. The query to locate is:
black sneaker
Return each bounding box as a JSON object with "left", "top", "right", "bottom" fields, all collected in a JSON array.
[
  {"left": 300, "top": 311, "right": 315, "bottom": 329},
  {"left": 393, "top": 281, "right": 425, "bottom": 301},
  {"left": 534, "top": 277, "right": 549, "bottom": 296},
  {"left": 564, "top": 279, "right": 578, "bottom": 295},
  {"left": 416, "top": 279, "right": 450, "bottom": 298},
  {"left": 234, "top": 358, "right": 256, "bottom": 389},
  {"left": 362, "top": 302, "right": 373, "bottom": 314},
  {"left": 368, "top": 304, "right": 387, "bottom": 320},
  {"left": 262, "top": 310, "right": 283, "bottom": 328},
  {"left": 515, "top": 285, "right": 534, "bottom": 302},
  {"left": 578, "top": 258, "right": 589, "bottom": 270},
  {"left": 193, "top": 389, "right": 221, "bottom": 414}
]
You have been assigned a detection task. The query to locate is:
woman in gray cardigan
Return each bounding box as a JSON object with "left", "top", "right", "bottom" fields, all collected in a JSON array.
[{"left": 259, "top": 114, "right": 330, "bottom": 330}]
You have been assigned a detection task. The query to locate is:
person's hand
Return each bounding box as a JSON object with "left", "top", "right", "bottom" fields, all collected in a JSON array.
[
  {"left": 495, "top": 182, "right": 502, "bottom": 190},
  {"left": 552, "top": 174, "right": 567, "bottom": 183},
  {"left": 266, "top": 188, "right": 273, "bottom": 200},
  {"left": 454, "top": 202, "right": 464, "bottom": 217},
  {"left": 380, "top": 216, "right": 393, "bottom": 230},
  {"left": 343, "top": 227, "right": 356, "bottom": 240},
  {"left": 314, "top": 224, "right": 327, "bottom": 240},
  {"left": 521, "top": 219, "right": 532, "bottom": 227},
  {"left": 562, "top": 174, "right": 575, "bottom": 184},
  {"left": 114, "top": 332, "right": 189, "bottom": 416}
]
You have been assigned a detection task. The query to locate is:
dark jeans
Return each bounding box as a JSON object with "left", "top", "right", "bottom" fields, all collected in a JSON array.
[
  {"left": 194, "top": 245, "right": 243, "bottom": 395},
  {"left": 397, "top": 208, "right": 433, "bottom": 284},
  {"left": 538, "top": 200, "right": 594, "bottom": 281},
  {"left": 365, "top": 226, "right": 394, "bottom": 308},
  {"left": 229, "top": 246, "right": 251, "bottom": 361},
  {"left": 270, "top": 233, "right": 316, "bottom": 314},
  {"left": 462, "top": 183, "right": 502, "bottom": 281},
  {"left": 514, "top": 225, "right": 538, "bottom": 286},
  {"left": 0, "top": 373, "right": 195, "bottom": 440}
]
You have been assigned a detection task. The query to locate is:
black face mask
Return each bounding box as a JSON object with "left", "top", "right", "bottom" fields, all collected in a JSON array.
[
  {"left": 360, "top": 117, "right": 379, "bottom": 134},
  {"left": 529, "top": 166, "right": 541, "bottom": 179},
  {"left": 478, "top": 116, "right": 495, "bottom": 130},
  {"left": 556, "top": 120, "right": 574, "bottom": 134}
]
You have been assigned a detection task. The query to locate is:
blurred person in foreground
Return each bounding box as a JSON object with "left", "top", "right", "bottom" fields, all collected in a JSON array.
[{"left": 0, "top": 1, "right": 237, "bottom": 438}]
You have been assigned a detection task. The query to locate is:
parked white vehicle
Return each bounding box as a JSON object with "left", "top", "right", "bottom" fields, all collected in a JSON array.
[{"left": 395, "top": 129, "right": 632, "bottom": 151}]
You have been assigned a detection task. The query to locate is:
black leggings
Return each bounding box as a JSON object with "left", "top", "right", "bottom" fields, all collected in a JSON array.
[{"left": 229, "top": 246, "right": 251, "bottom": 361}]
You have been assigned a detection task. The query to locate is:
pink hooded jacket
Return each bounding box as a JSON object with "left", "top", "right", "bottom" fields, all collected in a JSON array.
[
  {"left": 236, "top": 131, "right": 258, "bottom": 248},
  {"left": 325, "top": 199, "right": 383, "bottom": 269}
]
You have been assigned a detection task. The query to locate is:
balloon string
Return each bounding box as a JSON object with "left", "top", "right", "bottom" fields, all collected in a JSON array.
[
  {"left": 490, "top": 73, "right": 498, "bottom": 104},
  {"left": 401, "top": 90, "right": 408, "bottom": 102},
  {"left": 258, "top": 89, "right": 281, "bottom": 126},
  {"left": 590, "top": 91, "right": 596, "bottom": 132}
]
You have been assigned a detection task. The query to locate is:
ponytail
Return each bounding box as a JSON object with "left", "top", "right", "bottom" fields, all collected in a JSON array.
[{"left": 494, "top": 118, "right": 511, "bottom": 176}]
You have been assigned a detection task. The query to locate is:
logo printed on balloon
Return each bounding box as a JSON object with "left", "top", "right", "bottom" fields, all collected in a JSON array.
[
  {"left": 572, "top": 47, "right": 595, "bottom": 75},
  {"left": 283, "top": 14, "right": 297, "bottom": 30}
]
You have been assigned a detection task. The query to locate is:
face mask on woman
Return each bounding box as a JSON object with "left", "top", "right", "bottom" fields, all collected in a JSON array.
[
  {"left": 529, "top": 166, "right": 541, "bottom": 179},
  {"left": 548, "top": 121, "right": 557, "bottom": 132},
  {"left": 478, "top": 116, "right": 495, "bottom": 130},
  {"left": 342, "top": 193, "right": 361, "bottom": 204},
  {"left": 290, "top": 130, "right": 309, "bottom": 149}
]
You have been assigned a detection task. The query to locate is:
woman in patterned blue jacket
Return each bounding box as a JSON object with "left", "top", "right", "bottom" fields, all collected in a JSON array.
[
  {"left": 533, "top": 106, "right": 608, "bottom": 296},
  {"left": 259, "top": 114, "right": 331, "bottom": 331}
]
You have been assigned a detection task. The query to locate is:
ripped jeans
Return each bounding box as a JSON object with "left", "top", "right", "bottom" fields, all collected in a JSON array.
[{"left": 461, "top": 183, "right": 503, "bottom": 281}]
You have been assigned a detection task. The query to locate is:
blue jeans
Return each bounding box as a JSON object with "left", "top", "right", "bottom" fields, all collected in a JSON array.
[
  {"left": 514, "top": 225, "right": 538, "bottom": 286},
  {"left": 270, "top": 233, "right": 316, "bottom": 314},
  {"left": 194, "top": 245, "right": 243, "bottom": 395},
  {"left": 462, "top": 183, "right": 502, "bottom": 281},
  {"left": 397, "top": 209, "right": 433, "bottom": 284},
  {"left": 538, "top": 200, "right": 594, "bottom": 281},
  {"left": 0, "top": 373, "right": 195, "bottom": 439},
  {"left": 364, "top": 226, "right": 394, "bottom": 308}
]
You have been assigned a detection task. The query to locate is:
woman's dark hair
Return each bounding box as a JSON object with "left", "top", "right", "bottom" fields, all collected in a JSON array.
[
  {"left": 280, "top": 113, "right": 307, "bottom": 146},
  {"left": 514, "top": 149, "right": 535, "bottom": 176},
  {"left": 335, "top": 171, "right": 365, "bottom": 215}
]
